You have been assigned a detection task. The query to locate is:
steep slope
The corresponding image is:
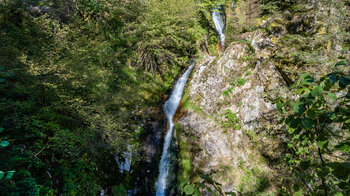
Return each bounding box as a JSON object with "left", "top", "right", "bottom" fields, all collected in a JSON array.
[
  {"left": 175, "top": 0, "right": 349, "bottom": 195},
  {"left": 177, "top": 32, "right": 281, "bottom": 195}
]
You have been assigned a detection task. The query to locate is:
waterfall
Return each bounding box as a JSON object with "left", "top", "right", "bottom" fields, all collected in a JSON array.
[
  {"left": 155, "top": 62, "right": 195, "bottom": 196},
  {"left": 115, "top": 146, "right": 132, "bottom": 174},
  {"left": 212, "top": 5, "right": 225, "bottom": 50}
]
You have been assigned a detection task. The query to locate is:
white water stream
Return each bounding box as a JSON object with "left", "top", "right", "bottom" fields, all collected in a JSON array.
[
  {"left": 155, "top": 62, "right": 195, "bottom": 196},
  {"left": 212, "top": 5, "right": 225, "bottom": 50}
]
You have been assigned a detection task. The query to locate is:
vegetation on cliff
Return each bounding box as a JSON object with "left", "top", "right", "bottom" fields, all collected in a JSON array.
[{"left": 0, "top": 0, "right": 349, "bottom": 195}]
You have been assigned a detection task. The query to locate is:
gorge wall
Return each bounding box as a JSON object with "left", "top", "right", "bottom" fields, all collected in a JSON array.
[{"left": 175, "top": 0, "right": 349, "bottom": 195}]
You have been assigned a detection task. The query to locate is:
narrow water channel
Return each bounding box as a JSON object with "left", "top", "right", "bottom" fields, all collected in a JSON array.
[{"left": 155, "top": 62, "right": 195, "bottom": 196}]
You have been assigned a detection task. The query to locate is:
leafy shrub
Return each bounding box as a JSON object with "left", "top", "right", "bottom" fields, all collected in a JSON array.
[
  {"left": 275, "top": 70, "right": 350, "bottom": 195},
  {"left": 128, "top": 0, "right": 205, "bottom": 75}
]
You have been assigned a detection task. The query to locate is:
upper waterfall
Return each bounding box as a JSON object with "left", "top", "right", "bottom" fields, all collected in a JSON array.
[{"left": 212, "top": 5, "right": 226, "bottom": 50}]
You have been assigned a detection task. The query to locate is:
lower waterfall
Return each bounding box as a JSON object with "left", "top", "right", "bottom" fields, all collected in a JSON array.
[{"left": 155, "top": 62, "right": 195, "bottom": 196}]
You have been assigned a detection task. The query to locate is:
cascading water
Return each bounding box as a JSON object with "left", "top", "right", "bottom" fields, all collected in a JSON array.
[
  {"left": 155, "top": 62, "right": 195, "bottom": 196},
  {"left": 212, "top": 5, "right": 225, "bottom": 50}
]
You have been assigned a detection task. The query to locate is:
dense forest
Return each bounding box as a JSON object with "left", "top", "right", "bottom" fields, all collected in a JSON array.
[{"left": 0, "top": 0, "right": 349, "bottom": 195}]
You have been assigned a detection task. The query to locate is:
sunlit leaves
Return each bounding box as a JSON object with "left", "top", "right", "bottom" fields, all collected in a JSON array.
[
  {"left": 301, "top": 118, "right": 314, "bottom": 129},
  {"left": 316, "top": 140, "right": 328, "bottom": 150},
  {"left": 311, "top": 85, "right": 323, "bottom": 97},
  {"left": 276, "top": 102, "right": 283, "bottom": 113},
  {"left": 274, "top": 71, "right": 350, "bottom": 194},
  {"left": 335, "top": 61, "right": 347, "bottom": 66},
  {"left": 292, "top": 190, "right": 304, "bottom": 196},
  {"left": 327, "top": 93, "right": 337, "bottom": 100},
  {"left": 0, "top": 171, "right": 15, "bottom": 181},
  {"left": 5, "top": 171, "right": 15, "bottom": 179},
  {"left": 292, "top": 101, "right": 304, "bottom": 114},
  {"left": 306, "top": 109, "right": 316, "bottom": 119},
  {"left": 184, "top": 184, "right": 195, "bottom": 195},
  {"left": 301, "top": 74, "right": 314, "bottom": 86},
  {"left": 0, "top": 140, "right": 9, "bottom": 147}
]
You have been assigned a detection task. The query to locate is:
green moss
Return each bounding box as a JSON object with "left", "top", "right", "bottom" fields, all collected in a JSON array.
[
  {"left": 237, "top": 165, "right": 271, "bottom": 195},
  {"left": 236, "top": 102, "right": 243, "bottom": 107},
  {"left": 221, "top": 109, "right": 241, "bottom": 131},
  {"left": 181, "top": 90, "right": 204, "bottom": 115},
  {"left": 237, "top": 78, "right": 247, "bottom": 87},
  {"left": 175, "top": 123, "right": 192, "bottom": 183},
  {"left": 245, "top": 70, "right": 253, "bottom": 77}
]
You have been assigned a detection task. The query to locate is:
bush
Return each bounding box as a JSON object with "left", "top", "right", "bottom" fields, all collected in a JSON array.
[{"left": 127, "top": 0, "right": 205, "bottom": 74}]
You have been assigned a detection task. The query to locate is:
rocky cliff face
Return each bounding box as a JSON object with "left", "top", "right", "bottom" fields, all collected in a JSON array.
[
  {"left": 175, "top": 0, "right": 349, "bottom": 194},
  {"left": 177, "top": 31, "right": 282, "bottom": 195}
]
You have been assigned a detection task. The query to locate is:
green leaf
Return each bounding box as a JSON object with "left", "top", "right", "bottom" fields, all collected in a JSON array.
[
  {"left": 339, "top": 76, "right": 350, "bottom": 88},
  {"left": 0, "top": 171, "right": 4, "bottom": 180},
  {"left": 335, "top": 143, "right": 350, "bottom": 153},
  {"left": 193, "top": 189, "right": 201, "bottom": 196},
  {"left": 5, "top": 171, "right": 15, "bottom": 179},
  {"left": 5, "top": 72, "right": 14, "bottom": 77},
  {"left": 311, "top": 85, "right": 323, "bottom": 97},
  {"left": 327, "top": 93, "right": 336, "bottom": 100},
  {"left": 288, "top": 128, "right": 295, "bottom": 134},
  {"left": 225, "top": 191, "right": 236, "bottom": 196},
  {"left": 327, "top": 74, "right": 337, "bottom": 84},
  {"left": 200, "top": 174, "right": 210, "bottom": 180},
  {"left": 0, "top": 78, "right": 5, "bottom": 83},
  {"left": 0, "top": 127, "right": 4, "bottom": 133},
  {"left": 293, "top": 102, "right": 304, "bottom": 114},
  {"left": 329, "top": 162, "right": 350, "bottom": 179},
  {"left": 322, "top": 79, "right": 333, "bottom": 91},
  {"left": 0, "top": 140, "right": 9, "bottom": 147},
  {"left": 300, "top": 73, "right": 310, "bottom": 79},
  {"left": 184, "top": 184, "right": 195, "bottom": 195},
  {"left": 301, "top": 118, "right": 314, "bottom": 129},
  {"left": 300, "top": 160, "right": 311, "bottom": 170},
  {"left": 335, "top": 61, "right": 347, "bottom": 66},
  {"left": 306, "top": 109, "right": 316, "bottom": 119},
  {"left": 289, "top": 82, "right": 297, "bottom": 90},
  {"left": 114, "top": 184, "right": 127, "bottom": 195},
  {"left": 302, "top": 76, "right": 314, "bottom": 85},
  {"left": 317, "top": 140, "right": 328, "bottom": 150},
  {"left": 276, "top": 102, "right": 283, "bottom": 113},
  {"left": 334, "top": 192, "right": 344, "bottom": 196},
  {"left": 293, "top": 190, "right": 304, "bottom": 196}
]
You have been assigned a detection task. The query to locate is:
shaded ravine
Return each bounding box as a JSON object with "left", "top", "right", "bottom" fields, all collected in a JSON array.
[{"left": 155, "top": 62, "right": 195, "bottom": 196}]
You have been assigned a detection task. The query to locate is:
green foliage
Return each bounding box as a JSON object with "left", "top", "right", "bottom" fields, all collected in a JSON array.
[
  {"left": 223, "top": 76, "right": 248, "bottom": 99},
  {"left": 222, "top": 109, "right": 241, "bottom": 130},
  {"left": 275, "top": 70, "right": 350, "bottom": 195},
  {"left": 259, "top": 0, "right": 295, "bottom": 16},
  {"left": 245, "top": 70, "right": 253, "bottom": 77},
  {"left": 237, "top": 164, "right": 270, "bottom": 195},
  {"left": 200, "top": 0, "right": 232, "bottom": 9},
  {"left": 128, "top": 0, "right": 204, "bottom": 74},
  {"left": 223, "top": 86, "right": 235, "bottom": 97},
  {"left": 114, "top": 184, "right": 127, "bottom": 196},
  {"left": 0, "top": 0, "right": 169, "bottom": 194},
  {"left": 179, "top": 173, "right": 225, "bottom": 196},
  {"left": 184, "top": 184, "right": 195, "bottom": 195},
  {"left": 237, "top": 78, "right": 247, "bottom": 87}
]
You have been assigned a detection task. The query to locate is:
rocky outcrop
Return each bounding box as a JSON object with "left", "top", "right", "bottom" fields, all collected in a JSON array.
[
  {"left": 177, "top": 30, "right": 286, "bottom": 194},
  {"left": 175, "top": 0, "right": 349, "bottom": 194}
]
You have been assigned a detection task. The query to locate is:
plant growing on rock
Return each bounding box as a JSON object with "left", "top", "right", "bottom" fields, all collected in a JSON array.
[{"left": 275, "top": 70, "right": 350, "bottom": 195}]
